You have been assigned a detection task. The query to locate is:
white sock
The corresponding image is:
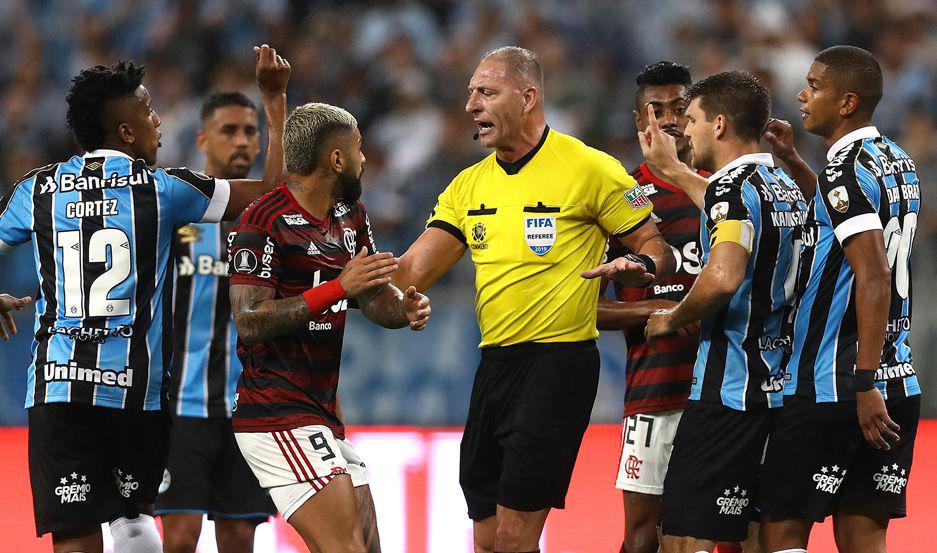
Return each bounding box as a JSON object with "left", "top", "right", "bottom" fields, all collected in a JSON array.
[
  {"left": 109, "top": 514, "right": 162, "bottom": 553},
  {"left": 773, "top": 549, "right": 807, "bottom": 553}
]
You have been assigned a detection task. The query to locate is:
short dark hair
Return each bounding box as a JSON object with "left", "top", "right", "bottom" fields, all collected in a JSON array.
[
  {"left": 815, "top": 45, "right": 883, "bottom": 117},
  {"left": 200, "top": 91, "right": 257, "bottom": 123},
  {"left": 66, "top": 60, "right": 145, "bottom": 152},
  {"left": 686, "top": 71, "right": 770, "bottom": 142},
  {"left": 636, "top": 61, "right": 692, "bottom": 94}
]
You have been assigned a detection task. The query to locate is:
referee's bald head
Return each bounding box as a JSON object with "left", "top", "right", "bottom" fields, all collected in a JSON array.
[{"left": 480, "top": 46, "right": 543, "bottom": 91}]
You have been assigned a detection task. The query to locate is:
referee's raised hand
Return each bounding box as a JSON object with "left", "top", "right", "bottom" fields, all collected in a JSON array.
[
  {"left": 254, "top": 43, "right": 291, "bottom": 96},
  {"left": 0, "top": 293, "right": 31, "bottom": 341},
  {"left": 337, "top": 247, "right": 398, "bottom": 297}
]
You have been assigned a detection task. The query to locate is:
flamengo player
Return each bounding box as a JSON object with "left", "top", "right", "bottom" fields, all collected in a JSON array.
[
  {"left": 600, "top": 61, "right": 703, "bottom": 553},
  {"left": 600, "top": 62, "right": 745, "bottom": 553},
  {"left": 228, "top": 103, "right": 430, "bottom": 553},
  {"left": 0, "top": 46, "right": 289, "bottom": 553}
]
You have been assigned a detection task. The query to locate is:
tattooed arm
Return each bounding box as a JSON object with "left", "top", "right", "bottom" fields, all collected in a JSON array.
[
  {"left": 357, "top": 284, "right": 431, "bottom": 330},
  {"left": 230, "top": 285, "right": 309, "bottom": 346},
  {"left": 231, "top": 247, "right": 402, "bottom": 346}
]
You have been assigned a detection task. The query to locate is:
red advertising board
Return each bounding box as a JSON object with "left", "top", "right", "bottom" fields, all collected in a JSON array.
[{"left": 1, "top": 423, "right": 934, "bottom": 551}]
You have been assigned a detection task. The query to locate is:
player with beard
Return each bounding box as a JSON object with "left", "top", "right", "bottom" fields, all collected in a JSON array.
[
  {"left": 600, "top": 62, "right": 747, "bottom": 553},
  {"left": 227, "top": 102, "right": 431, "bottom": 553},
  {"left": 156, "top": 92, "right": 277, "bottom": 553},
  {"left": 619, "top": 71, "right": 807, "bottom": 552}
]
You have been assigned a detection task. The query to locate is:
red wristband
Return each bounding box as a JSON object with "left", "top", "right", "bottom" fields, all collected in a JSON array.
[{"left": 302, "top": 279, "right": 346, "bottom": 315}]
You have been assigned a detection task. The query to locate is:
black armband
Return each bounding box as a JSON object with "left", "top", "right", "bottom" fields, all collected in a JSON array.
[{"left": 854, "top": 369, "right": 877, "bottom": 392}]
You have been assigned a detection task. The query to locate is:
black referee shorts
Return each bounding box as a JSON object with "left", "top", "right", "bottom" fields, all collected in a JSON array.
[{"left": 459, "top": 340, "right": 599, "bottom": 521}]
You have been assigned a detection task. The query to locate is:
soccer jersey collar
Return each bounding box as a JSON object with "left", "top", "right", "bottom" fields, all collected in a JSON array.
[
  {"left": 707, "top": 153, "right": 774, "bottom": 183},
  {"left": 495, "top": 126, "right": 550, "bottom": 175},
  {"left": 826, "top": 126, "right": 880, "bottom": 162},
  {"left": 84, "top": 149, "right": 135, "bottom": 161}
]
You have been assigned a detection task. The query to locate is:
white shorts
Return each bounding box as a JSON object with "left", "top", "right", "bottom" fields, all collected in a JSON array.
[
  {"left": 615, "top": 409, "right": 683, "bottom": 495},
  {"left": 235, "top": 425, "right": 368, "bottom": 520}
]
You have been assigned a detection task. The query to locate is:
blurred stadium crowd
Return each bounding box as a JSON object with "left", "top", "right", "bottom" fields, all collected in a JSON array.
[{"left": 1, "top": 0, "right": 936, "bottom": 423}]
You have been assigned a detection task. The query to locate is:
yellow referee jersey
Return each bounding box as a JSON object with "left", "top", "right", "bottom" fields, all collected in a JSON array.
[{"left": 427, "top": 127, "right": 653, "bottom": 347}]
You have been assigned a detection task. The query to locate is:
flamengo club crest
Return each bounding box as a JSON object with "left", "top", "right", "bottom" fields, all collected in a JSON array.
[{"left": 524, "top": 216, "right": 556, "bottom": 255}]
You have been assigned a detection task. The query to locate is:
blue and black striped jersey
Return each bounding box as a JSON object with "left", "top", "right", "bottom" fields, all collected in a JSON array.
[
  {"left": 0, "top": 149, "right": 230, "bottom": 411},
  {"left": 171, "top": 222, "right": 240, "bottom": 418},
  {"left": 692, "top": 153, "right": 808, "bottom": 411},
  {"left": 783, "top": 127, "right": 920, "bottom": 402}
]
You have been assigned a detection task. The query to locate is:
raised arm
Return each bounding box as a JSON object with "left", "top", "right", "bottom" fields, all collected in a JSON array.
[
  {"left": 392, "top": 227, "right": 467, "bottom": 292},
  {"left": 223, "top": 44, "right": 291, "bottom": 220},
  {"left": 638, "top": 103, "right": 708, "bottom": 208},
  {"left": 763, "top": 118, "right": 818, "bottom": 198}
]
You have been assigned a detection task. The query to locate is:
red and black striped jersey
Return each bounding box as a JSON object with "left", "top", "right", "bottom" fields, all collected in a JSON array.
[
  {"left": 608, "top": 163, "right": 706, "bottom": 416},
  {"left": 226, "top": 185, "right": 375, "bottom": 437}
]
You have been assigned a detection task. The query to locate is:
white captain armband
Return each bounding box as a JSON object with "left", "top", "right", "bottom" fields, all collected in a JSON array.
[{"left": 710, "top": 219, "right": 755, "bottom": 253}]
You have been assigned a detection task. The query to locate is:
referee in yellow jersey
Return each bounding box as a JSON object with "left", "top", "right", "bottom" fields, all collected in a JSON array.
[{"left": 393, "top": 46, "right": 675, "bottom": 553}]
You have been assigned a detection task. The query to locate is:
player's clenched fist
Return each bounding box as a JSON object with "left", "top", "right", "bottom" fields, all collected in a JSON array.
[
  {"left": 254, "top": 43, "right": 291, "bottom": 96},
  {"left": 0, "top": 293, "right": 32, "bottom": 341},
  {"left": 403, "top": 286, "right": 431, "bottom": 331},
  {"left": 338, "top": 247, "right": 398, "bottom": 297}
]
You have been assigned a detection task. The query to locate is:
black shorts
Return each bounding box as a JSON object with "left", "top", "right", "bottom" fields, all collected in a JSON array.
[
  {"left": 29, "top": 403, "right": 171, "bottom": 536},
  {"left": 660, "top": 400, "right": 772, "bottom": 543},
  {"left": 761, "top": 394, "right": 920, "bottom": 521},
  {"left": 459, "top": 340, "right": 599, "bottom": 521},
  {"left": 155, "top": 415, "right": 276, "bottom": 520}
]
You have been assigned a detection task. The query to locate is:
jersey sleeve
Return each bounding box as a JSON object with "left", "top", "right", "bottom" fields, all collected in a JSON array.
[
  {"left": 819, "top": 158, "right": 881, "bottom": 244},
  {"left": 704, "top": 181, "right": 755, "bottom": 253},
  {"left": 162, "top": 167, "right": 231, "bottom": 225},
  {"left": 227, "top": 222, "right": 281, "bottom": 288},
  {"left": 0, "top": 183, "right": 34, "bottom": 254},
  {"left": 593, "top": 156, "right": 653, "bottom": 236},
  {"left": 425, "top": 180, "right": 466, "bottom": 244}
]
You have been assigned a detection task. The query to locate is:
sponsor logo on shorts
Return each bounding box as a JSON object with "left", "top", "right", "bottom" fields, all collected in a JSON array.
[
  {"left": 716, "top": 485, "right": 749, "bottom": 515},
  {"left": 624, "top": 455, "right": 642, "bottom": 479},
  {"left": 55, "top": 473, "right": 90, "bottom": 504},
  {"left": 158, "top": 469, "right": 171, "bottom": 495},
  {"left": 812, "top": 465, "right": 846, "bottom": 494},
  {"left": 113, "top": 469, "right": 140, "bottom": 499},
  {"left": 873, "top": 464, "right": 908, "bottom": 494},
  {"left": 308, "top": 321, "right": 333, "bottom": 331}
]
